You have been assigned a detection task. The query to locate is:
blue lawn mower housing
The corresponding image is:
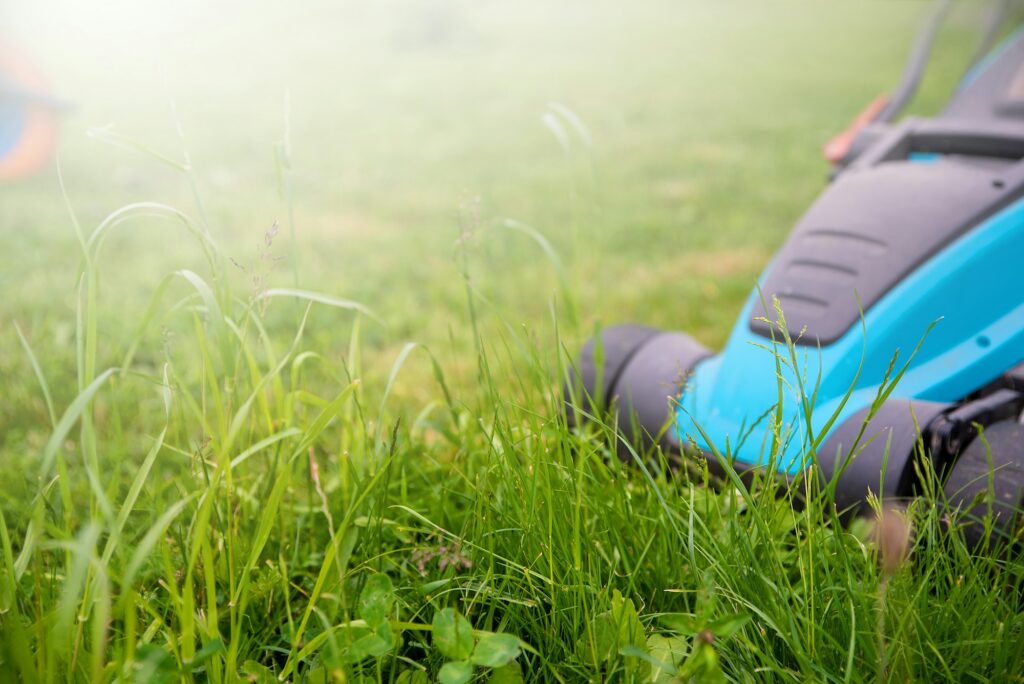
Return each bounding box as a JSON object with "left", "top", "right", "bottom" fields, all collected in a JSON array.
[{"left": 568, "top": 13, "right": 1024, "bottom": 546}]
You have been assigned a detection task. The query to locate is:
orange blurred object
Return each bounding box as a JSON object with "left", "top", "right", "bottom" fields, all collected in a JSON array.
[
  {"left": 822, "top": 94, "right": 890, "bottom": 165},
  {"left": 0, "top": 45, "right": 59, "bottom": 180}
]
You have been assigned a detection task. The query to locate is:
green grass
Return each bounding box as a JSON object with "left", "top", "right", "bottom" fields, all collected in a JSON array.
[{"left": 2, "top": 1, "right": 1023, "bottom": 681}]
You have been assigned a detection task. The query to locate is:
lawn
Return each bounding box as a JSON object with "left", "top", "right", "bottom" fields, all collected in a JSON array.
[{"left": 1, "top": 0, "right": 1022, "bottom": 681}]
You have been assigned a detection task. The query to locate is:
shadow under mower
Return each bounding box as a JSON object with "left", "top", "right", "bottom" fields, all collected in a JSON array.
[{"left": 566, "top": 3, "right": 1024, "bottom": 548}]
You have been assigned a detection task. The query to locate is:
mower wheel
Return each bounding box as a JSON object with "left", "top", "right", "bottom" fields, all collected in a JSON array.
[
  {"left": 818, "top": 400, "right": 949, "bottom": 518},
  {"left": 565, "top": 324, "right": 661, "bottom": 424},
  {"left": 566, "top": 324, "right": 709, "bottom": 456},
  {"left": 943, "top": 419, "right": 1024, "bottom": 549}
]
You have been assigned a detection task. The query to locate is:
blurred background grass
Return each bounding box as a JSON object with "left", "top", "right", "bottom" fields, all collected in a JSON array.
[{"left": 0, "top": 0, "right": 992, "bottom": 442}]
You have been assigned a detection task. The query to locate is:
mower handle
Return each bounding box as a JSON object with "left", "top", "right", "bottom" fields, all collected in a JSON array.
[
  {"left": 850, "top": 117, "right": 1024, "bottom": 169},
  {"left": 875, "top": 0, "right": 954, "bottom": 123},
  {"left": 826, "top": 0, "right": 1015, "bottom": 166}
]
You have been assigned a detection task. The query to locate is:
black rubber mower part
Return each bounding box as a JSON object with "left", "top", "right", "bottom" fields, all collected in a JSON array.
[
  {"left": 943, "top": 419, "right": 1024, "bottom": 549},
  {"left": 566, "top": 324, "right": 710, "bottom": 456},
  {"left": 818, "top": 399, "right": 950, "bottom": 518},
  {"left": 566, "top": 324, "right": 661, "bottom": 425}
]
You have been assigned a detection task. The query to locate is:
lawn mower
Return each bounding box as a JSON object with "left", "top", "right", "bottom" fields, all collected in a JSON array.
[{"left": 567, "top": 2, "right": 1024, "bottom": 547}]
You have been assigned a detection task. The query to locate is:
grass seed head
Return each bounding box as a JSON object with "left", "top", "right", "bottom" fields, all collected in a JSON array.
[{"left": 874, "top": 505, "right": 912, "bottom": 577}]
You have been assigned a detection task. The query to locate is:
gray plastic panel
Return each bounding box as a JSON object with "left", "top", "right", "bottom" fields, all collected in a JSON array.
[
  {"left": 750, "top": 149, "right": 1024, "bottom": 344},
  {"left": 767, "top": 30, "right": 1024, "bottom": 345},
  {"left": 945, "top": 30, "right": 1024, "bottom": 121}
]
